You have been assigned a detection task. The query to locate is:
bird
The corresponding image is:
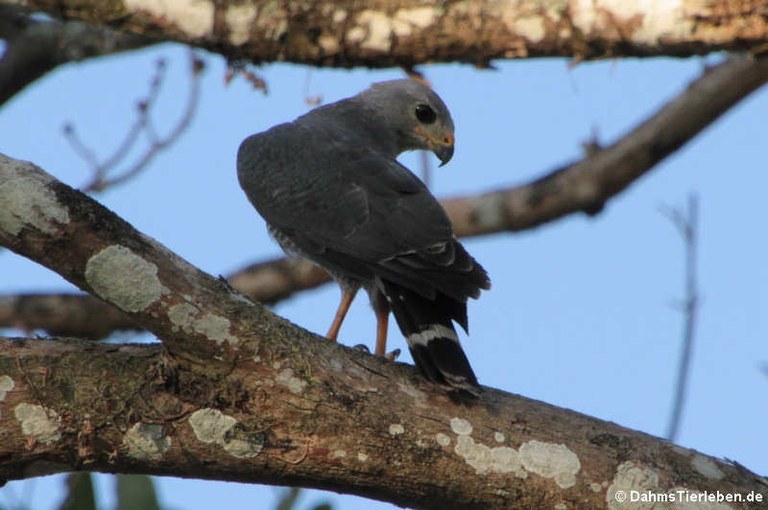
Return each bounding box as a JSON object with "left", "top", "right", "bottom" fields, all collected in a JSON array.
[{"left": 237, "top": 79, "right": 490, "bottom": 391}]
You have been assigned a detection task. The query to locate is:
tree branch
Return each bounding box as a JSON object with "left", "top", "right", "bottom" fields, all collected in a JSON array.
[
  {"left": 0, "top": 5, "right": 153, "bottom": 106},
  {"left": 3, "top": 55, "right": 768, "bottom": 340},
  {"left": 0, "top": 153, "right": 766, "bottom": 508},
  {"left": 5, "top": 0, "right": 768, "bottom": 66}
]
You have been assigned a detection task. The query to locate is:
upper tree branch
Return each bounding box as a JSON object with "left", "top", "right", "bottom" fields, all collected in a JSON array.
[
  {"left": 3, "top": 55, "right": 768, "bottom": 338},
  {"left": 0, "top": 5, "right": 153, "bottom": 106},
  {"left": 0, "top": 156, "right": 765, "bottom": 508},
  {"left": 4, "top": 0, "right": 768, "bottom": 66}
]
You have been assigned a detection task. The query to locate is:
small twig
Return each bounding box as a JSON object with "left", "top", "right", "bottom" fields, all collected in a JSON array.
[
  {"left": 68, "top": 50, "right": 204, "bottom": 192},
  {"left": 302, "top": 69, "right": 322, "bottom": 107},
  {"left": 224, "top": 59, "right": 268, "bottom": 94},
  {"left": 419, "top": 149, "right": 432, "bottom": 189},
  {"left": 660, "top": 194, "right": 700, "bottom": 442}
]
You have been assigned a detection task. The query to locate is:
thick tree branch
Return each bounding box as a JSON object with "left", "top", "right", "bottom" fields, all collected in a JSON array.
[
  {"left": 0, "top": 157, "right": 766, "bottom": 508},
  {"left": 4, "top": 1, "right": 768, "bottom": 65},
  {"left": 0, "top": 5, "right": 153, "bottom": 106},
  {"left": 3, "top": 55, "right": 768, "bottom": 339}
]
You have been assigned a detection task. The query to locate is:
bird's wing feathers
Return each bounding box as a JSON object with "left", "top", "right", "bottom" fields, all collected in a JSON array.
[
  {"left": 238, "top": 118, "right": 488, "bottom": 302},
  {"left": 240, "top": 123, "right": 450, "bottom": 259}
]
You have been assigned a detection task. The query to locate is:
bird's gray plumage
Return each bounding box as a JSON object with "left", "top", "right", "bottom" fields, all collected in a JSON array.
[{"left": 237, "top": 79, "right": 490, "bottom": 391}]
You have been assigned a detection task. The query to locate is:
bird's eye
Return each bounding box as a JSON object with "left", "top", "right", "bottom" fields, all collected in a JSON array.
[{"left": 415, "top": 104, "right": 437, "bottom": 124}]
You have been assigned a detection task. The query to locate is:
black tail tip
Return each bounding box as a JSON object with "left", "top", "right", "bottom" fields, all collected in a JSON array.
[{"left": 409, "top": 334, "right": 480, "bottom": 394}]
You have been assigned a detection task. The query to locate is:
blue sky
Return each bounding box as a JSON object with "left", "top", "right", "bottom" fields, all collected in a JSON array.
[{"left": 1, "top": 44, "right": 766, "bottom": 509}]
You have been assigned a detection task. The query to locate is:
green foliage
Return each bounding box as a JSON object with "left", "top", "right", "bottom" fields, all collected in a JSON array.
[
  {"left": 58, "top": 473, "right": 96, "bottom": 510},
  {"left": 53, "top": 473, "right": 161, "bottom": 510},
  {"left": 116, "top": 475, "right": 160, "bottom": 510},
  {"left": 276, "top": 488, "right": 333, "bottom": 510}
]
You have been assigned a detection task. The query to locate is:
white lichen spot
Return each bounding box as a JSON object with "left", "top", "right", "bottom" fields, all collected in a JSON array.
[
  {"left": 188, "top": 408, "right": 262, "bottom": 459},
  {"left": 85, "top": 245, "right": 163, "bottom": 312},
  {"left": 225, "top": 3, "right": 257, "bottom": 46},
  {"left": 571, "top": 0, "right": 691, "bottom": 46},
  {"left": 388, "top": 423, "right": 405, "bottom": 436},
  {"left": 331, "top": 449, "right": 347, "bottom": 459},
  {"left": 691, "top": 454, "right": 725, "bottom": 481},
  {"left": 397, "top": 382, "right": 427, "bottom": 404},
  {"left": 0, "top": 375, "right": 14, "bottom": 402},
  {"left": 357, "top": 452, "right": 368, "bottom": 462},
  {"left": 554, "top": 503, "right": 568, "bottom": 510},
  {"left": 394, "top": 6, "right": 437, "bottom": 30},
  {"left": 606, "top": 461, "right": 660, "bottom": 510},
  {"left": 124, "top": 0, "right": 214, "bottom": 38},
  {"left": 123, "top": 422, "right": 171, "bottom": 460},
  {"left": 221, "top": 436, "right": 263, "bottom": 459},
  {"left": 14, "top": 403, "right": 61, "bottom": 444},
  {"left": 494, "top": 431, "right": 505, "bottom": 443},
  {"left": 333, "top": 10, "right": 347, "bottom": 23},
  {"left": 346, "top": 25, "right": 365, "bottom": 44},
  {"left": 435, "top": 433, "right": 451, "bottom": 447},
  {"left": 513, "top": 16, "right": 546, "bottom": 42},
  {"left": 275, "top": 368, "right": 307, "bottom": 394},
  {"left": 450, "top": 417, "right": 473, "bottom": 436},
  {"left": 519, "top": 441, "right": 581, "bottom": 489},
  {"left": 454, "top": 435, "right": 527, "bottom": 477},
  {"left": 190, "top": 408, "right": 237, "bottom": 443},
  {"left": 318, "top": 35, "right": 340, "bottom": 53},
  {"left": 0, "top": 161, "right": 70, "bottom": 235},
  {"left": 354, "top": 9, "right": 414, "bottom": 51},
  {"left": 590, "top": 482, "right": 604, "bottom": 493},
  {"left": 168, "top": 302, "right": 239, "bottom": 346}
]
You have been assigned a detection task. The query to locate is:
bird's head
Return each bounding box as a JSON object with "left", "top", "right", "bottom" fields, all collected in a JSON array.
[{"left": 358, "top": 79, "right": 455, "bottom": 166}]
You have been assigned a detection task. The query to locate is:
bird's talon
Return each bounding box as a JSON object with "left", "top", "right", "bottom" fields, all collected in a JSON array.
[
  {"left": 352, "top": 343, "right": 371, "bottom": 353},
  {"left": 385, "top": 348, "right": 401, "bottom": 361}
]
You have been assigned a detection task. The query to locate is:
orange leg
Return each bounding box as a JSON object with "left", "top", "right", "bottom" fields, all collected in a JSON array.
[
  {"left": 325, "top": 288, "right": 357, "bottom": 341},
  {"left": 374, "top": 299, "right": 390, "bottom": 357}
]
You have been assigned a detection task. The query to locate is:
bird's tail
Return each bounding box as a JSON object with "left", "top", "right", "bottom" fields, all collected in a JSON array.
[{"left": 380, "top": 280, "right": 479, "bottom": 393}]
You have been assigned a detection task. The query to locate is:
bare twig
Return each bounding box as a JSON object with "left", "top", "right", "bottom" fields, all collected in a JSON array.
[
  {"left": 65, "top": 50, "right": 204, "bottom": 192},
  {"left": 302, "top": 70, "right": 321, "bottom": 107},
  {"left": 224, "top": 60, "right": 268, "bottom": 94},
  {"left": 419, "top": 148, "right": 432, "bottom": 189},
  {"left": 660, "top": 194, "right": 700, "bottom": 442}
]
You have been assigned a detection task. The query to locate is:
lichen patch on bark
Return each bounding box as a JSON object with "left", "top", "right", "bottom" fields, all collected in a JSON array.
[
  {"left": 85, "top": 245, "right": 164, "bottom": 312},
  {"left": 168, "top": 303, "right": 239, "bottom": 346},
  {"left": 691, "top": 454, "right": 725, "bottom": 481},
  {"left": 123, "top": 422, "right": 171, "bottom": 460},
  {"left": 448, "top": 418, "right": 580, "bottom": 485},
  {"left": 606, "top": 461, "right": 660, "bottom": 510},
  {"left": 14, "top": 403, "right": 61, "bottom": 444},
  {"left": 275, "top": 368, "right": 307, "bottom": 394},
  {"left": 0, "top": 375, "right": 14, "bottom": 403},
  {"left": 188, "top": 408, "right": 263, "bottom": 459},
  {"left": 0, "top": 159, "right": 70, "bottom": 236},
  {"left": 125, "top": 0, "right": 213, "bottom": 38},
  {"left": 519, "top": 440, "right": 581, "bottom": 489}
]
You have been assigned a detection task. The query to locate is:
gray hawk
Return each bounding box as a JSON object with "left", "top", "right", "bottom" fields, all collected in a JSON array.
[{"left": 237, "top": 79, "right": 490, "bottom": 391}]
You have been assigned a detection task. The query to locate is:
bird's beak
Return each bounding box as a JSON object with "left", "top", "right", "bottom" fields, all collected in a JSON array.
[{"left": 433, "top": 133, "right": 455, "bottom": 167}]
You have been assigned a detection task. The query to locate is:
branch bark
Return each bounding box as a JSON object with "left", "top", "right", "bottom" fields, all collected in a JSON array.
[
  {"left": 0, "top": 155, "right": 766, "bottom": 508},
  {"left": 0, "top": 5, "right": 153, "bottom": 106},
  {"left": 4, "top": 0, "right": 768, "bottom": 66},
  {"left": 4, "top": 55, "right": 768, "bottom": 339}
]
